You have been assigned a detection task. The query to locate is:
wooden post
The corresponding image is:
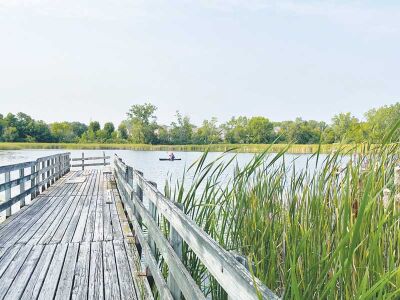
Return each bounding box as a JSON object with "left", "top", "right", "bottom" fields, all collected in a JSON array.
[
  {"left": 5, "top": 171, "right": 11, "bottom": 218},
  {"left": 168, "top": 202, "right": 183, "bottom": 300},
  {"left": 41, "top": 161, "right": 45, "bottom": 192},
  {"left": 31, "top": 164, "right": 37, "bottom": 200},
  {"left": 134, "top": 170, "right": 144, "bottom": 254},
  {"left": 19, "top": 168, "right": 25, "bottom": 208},
  {"left": 147, "top": 181, "right": 158, "bottom": 256},
  {"left": 81, "top": 152, "right": 85, "bottom": 171},
  {"left": 46, "top": 159, "right": 51, "bottom": 188},
  {"left": 103, "top": 151, "right": 106, "bottom": 167},
  {"left": 50, "top": 158, "right": 55, "bottom": 184},
  {"left": 135, "top": 170, "right": 144, "bottom": 228}
]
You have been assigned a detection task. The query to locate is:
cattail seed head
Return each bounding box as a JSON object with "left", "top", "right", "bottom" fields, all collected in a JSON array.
[
  {"left": 394, "top": 166, "right": 400, "bottom": 187},
  {"left": 383, "top": 188, "right": 391, "bottom": 208}
]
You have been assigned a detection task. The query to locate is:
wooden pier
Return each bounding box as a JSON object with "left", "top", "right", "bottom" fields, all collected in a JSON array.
[{"left": 0, "top": 153, "right": 278, "bottom": 300}]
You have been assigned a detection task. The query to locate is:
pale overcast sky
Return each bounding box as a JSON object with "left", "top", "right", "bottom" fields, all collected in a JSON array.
[{"left": 0, "top": 0, "right": 399, "bottom": 126}]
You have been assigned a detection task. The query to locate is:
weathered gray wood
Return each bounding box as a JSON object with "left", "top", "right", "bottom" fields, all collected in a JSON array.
[
  {"left": 0, "top": 244, "right": 33, "bottom": 298},
  {"left": 93, "top": 194, "right": 104, "bottom": 242},
  {"left": 72, "top": 242, "right": 91, "bottom": 300},
  {"left": 31, "top": 164, "right": 37, "bottom": 200},
  {"left": 5, "top": 171, "right": 11, "bottom": 217},
  {"left": 0, "top": 185, "right": 36, "bottom": 213},
  {"left": 0, "top": 171, "right": 35, "bottom": 193},
  {"left": 114, "top": 169, "right": 199, "bottom": 299},
  {"left": 103, "top": 191, "right": 113, "bottom": 241},
  {"left": 147, "top": 180, "right": 158, "bottom": 258},
  {"left": 0, "top": 244, "right": 23, "bottom": 277},
  {"left": 5, "top": 244, "right": 44, "bottom": 299},
  {"left": 114, "top": 155, "right": 279, "bottom": 300},
  {"left": 38, "top": 243, "right": 68, "bottom": 300},
  {"left": 114, "top": 239, "right": 138, "bottom": 299},
  {"left": 118, "top": 192, "right": 173, "bottom": 300},
  {"left": 72, "top": 195, "right": 91, "bottom": 243},
  {"left": 88, "top": 241, "right": 104, "bottom": 300},
  {"left": 21, "top": 244, "right": 57, "bottom": 300},
  {"left": 71, "top": 162, "right": 111, "bottom": 168},
  {"left": 103, "top": 240, "right": 121, "bottom": 299},
  {"left": 168, "top": 202, "right": 183, "bottom": 300},
  {"left": 19, "top": 168, "right": 26, "bottom": 207},
  {"left": 71, "top": 156, "right": 111, "bottom": 161},
  {"left": 124, "top": 238, "right": 154, "bottom": 300},
  {"left": 55, "top": 243, "right": 80, "bottom": 299}
]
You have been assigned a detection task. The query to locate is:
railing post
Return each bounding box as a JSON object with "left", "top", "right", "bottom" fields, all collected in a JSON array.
[
  {"left": 168, "top": 202, "right": 183, "bottom": 300},
  {"left": 46, "top": 159, "right": 51, "bottom": 188},
  {"left": 41, "top": 160, "right": 46, "bottom": 192},
  {"left": 103, "top": 151, "right": 106, "bottom": 167},
  {"left": 31, "top": 164, "right": 37, "bottom": 200},
  {"left": 147, "top": 181, "right": 158, "bottom": 256},
  {"left": 134, "top": 170, "right": 144, "bottom": 252},
  {"left": 82, "top": 152, "right": 84, "bottom": 171},
  {"left": 19, "top": 168, "right": 26, "bottom": 208},
  {"left": 5, "top": 171, "right": 11, "bottom": 218}
]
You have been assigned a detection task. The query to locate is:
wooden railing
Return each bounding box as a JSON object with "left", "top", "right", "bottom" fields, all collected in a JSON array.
[
  {"left": 71, "top": 152, "right": 110, "bottom": 170},
  {"left": 0, "top": 153, "right": 70, "bottom": 219},
  {"left": 113, "top": 154, "right": 279, "bottom": 300}
]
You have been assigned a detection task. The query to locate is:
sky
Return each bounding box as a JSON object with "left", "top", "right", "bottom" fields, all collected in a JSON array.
[{"left": 0, "top": 0, "right": 399, "bottom": 126}]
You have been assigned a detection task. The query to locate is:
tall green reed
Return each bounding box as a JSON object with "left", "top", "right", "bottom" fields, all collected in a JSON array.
[{"left": 164, "top": 143, "right": 400, "bottom": 299}]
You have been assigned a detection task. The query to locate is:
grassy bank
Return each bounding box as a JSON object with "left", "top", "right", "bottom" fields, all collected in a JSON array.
[
  {"left": 162, "top": 144, "right": 400, "bottom": 299},
  {"left": 0, "top": 142, "right": 357, "bottom": 154}
]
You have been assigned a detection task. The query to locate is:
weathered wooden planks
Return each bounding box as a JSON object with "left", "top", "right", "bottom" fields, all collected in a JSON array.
[{"left": 0, "top": 169, "right": 143, "bottom": 300}]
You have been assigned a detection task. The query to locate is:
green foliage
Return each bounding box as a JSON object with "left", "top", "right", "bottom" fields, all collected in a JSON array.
[
  {"left": 126, "top": 103, "right": 158, "bottom": 144},
  {"left": 0, "top": 102, "right": 399, "bottom": 145},
  {"left": 192, "top": 117, "right": 221, "bottom": 144},
  {"left": 247, "top": 116, "right": 274, "bottom": 143},
  {"left": 166, "top": 143, "right": 400, "bottom": 298},
  {"left": 169, "top": 111, "right": 194, "bottom": 144}
]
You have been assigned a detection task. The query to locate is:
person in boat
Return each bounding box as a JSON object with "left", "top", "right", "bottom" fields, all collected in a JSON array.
[{"left": 169, "top": 152, "right": 175, "bottom": 161}]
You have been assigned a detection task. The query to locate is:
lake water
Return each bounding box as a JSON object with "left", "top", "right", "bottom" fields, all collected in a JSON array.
[
  {"left": 0, "top": 149, "right": 323, "bottom": 189},
  {"left": 0, "top": 149, "right": 330, "bottom": 222}
]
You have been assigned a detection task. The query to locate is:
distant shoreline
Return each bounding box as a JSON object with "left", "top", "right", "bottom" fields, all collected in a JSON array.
[{"left": 0, "top": 142, "right": 361, "bottom": 154}]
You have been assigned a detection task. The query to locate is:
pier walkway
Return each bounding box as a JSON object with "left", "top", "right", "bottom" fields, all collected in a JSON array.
[{"left": 0, "top": 153, "right": 278, "bottom": 300}]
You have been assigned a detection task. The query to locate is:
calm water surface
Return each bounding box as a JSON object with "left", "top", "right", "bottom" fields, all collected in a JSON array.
[{"left": 0, "top": 149, "right": 324, "bottom": 189}]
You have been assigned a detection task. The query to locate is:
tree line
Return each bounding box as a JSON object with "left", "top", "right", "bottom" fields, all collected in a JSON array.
[{"left": 0, "top": 102, "right": 398, "bottom": 145}]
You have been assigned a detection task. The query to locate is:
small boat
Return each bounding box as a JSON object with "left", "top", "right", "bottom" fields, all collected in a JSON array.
[{"left": 159, "top": 158, "right": 182, "bottom": 161}]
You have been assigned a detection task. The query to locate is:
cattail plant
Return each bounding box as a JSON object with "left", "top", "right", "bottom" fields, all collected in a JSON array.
[{"left": 164, "top": 143, "right": 400, "bottom": 299}]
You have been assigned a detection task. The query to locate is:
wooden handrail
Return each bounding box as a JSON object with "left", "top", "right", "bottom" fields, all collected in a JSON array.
[
  {"left": 113, "top": 154, "right": 279, "bottom": 300},
  {"left": 71, "top": 152, "right": 110, "bottom": 170},
  {"left": 0, "top": 153, "right": 71, "bottom": 218}
]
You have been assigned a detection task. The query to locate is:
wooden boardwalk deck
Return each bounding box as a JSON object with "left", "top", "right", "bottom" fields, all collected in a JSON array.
[{"left": 0, "top": 169, "right": 148, "bottom": 300}]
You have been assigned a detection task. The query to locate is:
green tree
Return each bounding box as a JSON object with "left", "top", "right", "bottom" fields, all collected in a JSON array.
[
  {"left": 170, "top": 112, "right": 194, "bottom": 144},
  {"left": 103, "top": 122, "right": 115, "bottom": 140},
  {"left": 127, "top": 103, "right": 158, "bottom": 144},
  {"left": 364, "top": 103, "right": 400, "bottom": 142},
  {"left": 118, "top": 123, "right": 129, "bottom": 140},
  {"left": 50, "top": 122, "right": 75, "bottom": 142},
  {"left": 221, "top": 117, "right": 249, "bottom": 143},
  {"left": 3, "top": 127, "right": 18, "bottom": 142},
  {"left": 193, "top": 118, "right": 221, "bottom": 144},
  {"left": 247, "top": 117, "right": 274, "bottom": 143},
  {"left": 330, "top": 113, "right": 364, "bottom": 143},
  {"left": 88, "top": 121, "right": 100, "bottom": 133}
]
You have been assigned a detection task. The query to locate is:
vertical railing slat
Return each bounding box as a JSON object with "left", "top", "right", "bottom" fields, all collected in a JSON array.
[
  {"left": 168, "top": 202, "right": 183, "bottom": 300},
  {"left": 5, "top": 171, "right": 11, "bottom": 218},
  {"left": 19, "top": 168, "right": 25, "bottom": 208},
  {"left": 31, "top": 164, "right": 37, "bottom": 200}
]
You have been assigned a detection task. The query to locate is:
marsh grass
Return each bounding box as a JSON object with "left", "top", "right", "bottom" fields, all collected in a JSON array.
[
  {"left": 0, "top": 142, "right": 359, "bottom": 154},
  {"left": 163, "top": 142, "right": 400, "bottom": 299}
]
